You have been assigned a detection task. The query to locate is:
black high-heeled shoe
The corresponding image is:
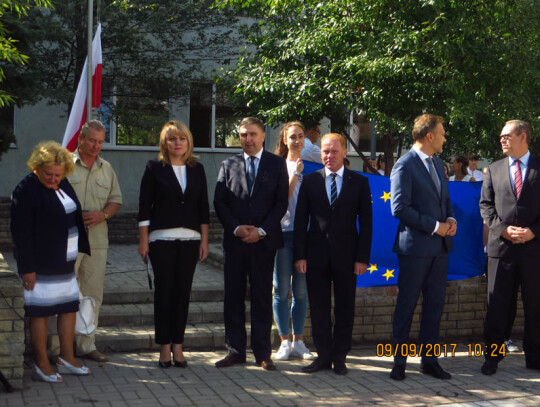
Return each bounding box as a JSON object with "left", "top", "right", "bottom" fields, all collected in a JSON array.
[
  {"left": 158, "top": 360, "right": 172, "bottom": 368},
  {"left": 173, "top": 359, "right": 188, "bottom": 368}
]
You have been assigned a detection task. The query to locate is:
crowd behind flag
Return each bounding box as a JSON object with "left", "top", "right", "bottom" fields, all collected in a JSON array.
[
  {"left": 302, "top": 161, "right": 485, "bottom": 287},
  {"left": 61, "top": 24, "right": 103, "bottom": 152}
]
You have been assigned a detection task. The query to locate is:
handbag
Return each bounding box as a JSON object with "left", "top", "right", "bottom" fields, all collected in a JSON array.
[{"left": 48, "top": 296, "right": 96, "bottom": 335}]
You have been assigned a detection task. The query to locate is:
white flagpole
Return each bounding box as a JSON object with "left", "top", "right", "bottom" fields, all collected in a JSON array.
[{"left": 87, "top": 0, "right": 93, "bottom": 122}]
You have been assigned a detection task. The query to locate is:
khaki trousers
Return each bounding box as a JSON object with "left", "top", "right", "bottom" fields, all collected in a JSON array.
[{"left": 48, "top": 249, "right": 107, "bottom": 356}]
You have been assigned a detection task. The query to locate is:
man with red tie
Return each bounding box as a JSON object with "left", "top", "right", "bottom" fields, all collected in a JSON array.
[{"left": 480, "top": 120, "right": 540, "bottom": 375}]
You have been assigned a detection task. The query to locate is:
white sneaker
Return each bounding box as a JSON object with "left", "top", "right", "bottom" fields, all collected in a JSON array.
[
  {"left": 505, "top": 339, "right": 520, "bottom": 353},
  {"left": 275, "top": 340, "right": 291, "bottom": 360},
  {"left": 291, "top": 340, "right": 315, "bottom": 360}
]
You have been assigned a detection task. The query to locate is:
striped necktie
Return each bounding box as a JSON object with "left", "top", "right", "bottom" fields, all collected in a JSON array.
[
  {"left": 330, "top": 173, "right": 338, "bottom": 207},
  {"left": 514, "top": 160, "right": 523, "bottom": 198}
]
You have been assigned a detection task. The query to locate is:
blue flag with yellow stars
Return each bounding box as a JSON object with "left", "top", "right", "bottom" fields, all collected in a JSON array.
[{"left": 303, "top": 161, "right": 485, "bottom": 287}]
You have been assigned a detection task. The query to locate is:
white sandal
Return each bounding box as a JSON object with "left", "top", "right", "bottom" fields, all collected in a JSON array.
[
  {"left": 33, "top": 365, "right": 63, "bottom": 383},
  {"left": 56, "top": 357, "right": 91, "bottom": 376}
]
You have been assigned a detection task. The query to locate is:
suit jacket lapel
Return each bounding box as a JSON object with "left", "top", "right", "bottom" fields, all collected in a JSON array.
[
  {"left": 333, "top": 167, "right": 351, "bottom": 207},
  {"left": 235, "top": 154, "right": 249, "bottom": 196},
  {"left": 319, "top": 169, "right": 332, "bottom": 209},
  {"left": 250, "top": 151, "right": 267, "bottom": 197},
  {"left": 520, "top": 154, "right": 539, "bottom": 199},
  {"left": 411, "top": 150, "right": 440, "bottom": 199},
  {"left": 164, "top": 164, "right": 184, "bottom": 197},
  {"left": 500, "top": 159, "right": 516, "bottom": 200}
]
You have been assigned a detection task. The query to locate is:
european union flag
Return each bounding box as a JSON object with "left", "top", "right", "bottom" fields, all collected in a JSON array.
[{"left": 303, "top": 161, "right": 485, "bottom": 287}]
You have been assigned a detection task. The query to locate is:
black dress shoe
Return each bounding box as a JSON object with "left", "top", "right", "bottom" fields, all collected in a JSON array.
[
  {"left": 257, "top": 359, "right": 277, "bottom": 371},
  {"left": 481, "top": 359, "right": 498, "bottom": 375},
  {"left": 333, "top": 361, "right": 348, "bottom": 375},
  {"left": 301, "top": 358, "right": 332, "bottom": 374},
  {"left": 158, "top": 360, "right": 172, "bottom": 368},
  {"left": 174, "top": 359, "right": 188, "bottom": 368},
  {"left": 390, "top": 364, "right": 406, "bottom": 381},
  {"left": 215, "top": 353, "right": 246, "bottom": 368},
  {"left": 526, "top": 360, "right": 540, "bottom": 370},
  {"left": 420, "top": 362, "right": 451, "bottom": 379}
]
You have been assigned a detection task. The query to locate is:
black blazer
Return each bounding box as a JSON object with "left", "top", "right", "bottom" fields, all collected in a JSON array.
[
  {"left": 294, "top": 168, "right": 373, "bottom": 271},
  {"left": 480, "top": 154, "right": 540, "bottom": 258},
  {"left": 214, "top": 150, "right": 289, "bottom": 251},
  {"left": 10, "top": 173, "right": 90, "bottom": 276},
  {"left": 138, "top": 159, "right": 210, "bottom": 233}
]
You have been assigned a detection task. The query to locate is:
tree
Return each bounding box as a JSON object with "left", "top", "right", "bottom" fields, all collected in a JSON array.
[
  {"left": 6, "top": 0, "right": 240, "bottom": 143},
  {"left": 217, "top": 0, "right": 539, "bottom": 165},
  {"left": 0, "top": 0, "right": 51, "bottom": 161}
]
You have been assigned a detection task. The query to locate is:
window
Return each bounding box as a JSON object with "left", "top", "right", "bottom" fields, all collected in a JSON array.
[
  {"left": 97, "top": 84, "right": 169, "bottom": 148},
  {"left": 349, "top": 111, "right": 383, "bottom": 154},
  {"left": 189, "top": 82, "right": 242, "bottom": 149},
  {"left": 0, "top": 105, "right": 17, "bottom": 149}
]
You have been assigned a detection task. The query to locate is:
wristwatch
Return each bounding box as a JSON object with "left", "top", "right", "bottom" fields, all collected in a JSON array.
[
  {"left": 293, "top": 170, "right": 300, "bottom": 177},
  {"left": 102, "top": 210, "right": 109, "bottom": 220},
  {"left": 257, "top": 228, "right": 266, "bottom": 239}
]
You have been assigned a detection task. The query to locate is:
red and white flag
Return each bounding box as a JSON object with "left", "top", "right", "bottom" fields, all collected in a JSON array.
[{"left": 62, "top": 23, "right": 102, "bottom": 152}]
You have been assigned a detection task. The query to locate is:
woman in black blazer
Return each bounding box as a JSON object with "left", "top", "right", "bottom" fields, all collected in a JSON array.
[{"left": 138, "top": 120, "right": 210, "bottom": 368}]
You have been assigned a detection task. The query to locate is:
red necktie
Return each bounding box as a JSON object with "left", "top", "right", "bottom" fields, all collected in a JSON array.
[{"left": 514, "top": 160, "right": 522, "bottom": 198}]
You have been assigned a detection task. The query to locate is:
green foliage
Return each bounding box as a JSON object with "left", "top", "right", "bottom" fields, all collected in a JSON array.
[
  {"left": 6, "top": 0, "right": 239, "bottom": 144},
  {"left": 0, "top": 0, "right": 52, "bottom": 107},
  {"left": 217, "top": 0, "right": 539, "bottom": 159}
]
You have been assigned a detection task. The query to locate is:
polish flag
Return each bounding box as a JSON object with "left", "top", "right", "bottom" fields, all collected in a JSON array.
[{"left": 62, "top": 23, "right": 102, "bottom": 152}]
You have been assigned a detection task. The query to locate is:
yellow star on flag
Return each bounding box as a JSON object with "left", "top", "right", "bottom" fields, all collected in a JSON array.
[
  {"left": 367, "top": 264, "right": 378, "bottom": 274},
  {"left": 382, "top": 269, "right": 395, "bottom": 281},
  {"left": 380, "top": 191, "right": 391, "bottom": 203}
]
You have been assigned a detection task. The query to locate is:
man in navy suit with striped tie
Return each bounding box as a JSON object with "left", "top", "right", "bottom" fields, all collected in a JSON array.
[{"left": 480, "top": 120, "right": 540, "bottom": 375}]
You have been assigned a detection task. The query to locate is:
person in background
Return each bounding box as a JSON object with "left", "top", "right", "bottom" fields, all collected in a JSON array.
[
  {"left": 376, "top": 154, "right": 386, "bottom": 175},
  {"left": 468, "top": 153, "right": 483, "bottom": 180},
  {"left": 301, "top": 123, "right": 322, "bottom": 163},
  {"left": 138, "top": 120, "right": 210, "bottom": 368},
  {"left": 449, "top": 155, "right": 476, "bottom": 182},
  {"left": 272, "top": 121, "right": 315, "bottom": 361},
  {"left": 49, "top": 120, "right": 122, "bottom": 363},
  {"left": 11, "top": 141, "right": 91, "bottom": 382}
]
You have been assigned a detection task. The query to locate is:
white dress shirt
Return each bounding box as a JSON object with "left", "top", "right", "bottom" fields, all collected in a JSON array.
[
  {"left": 324, "top": 166, "right": 344, "bottom": 204},
  {"left": 301, "top": 138, "right": 322, "bottom": 163}
]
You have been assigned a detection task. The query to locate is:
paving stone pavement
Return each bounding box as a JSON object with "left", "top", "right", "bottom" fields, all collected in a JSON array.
[{"left": 3, "top": 245, "right": 540, "bottom": 406}]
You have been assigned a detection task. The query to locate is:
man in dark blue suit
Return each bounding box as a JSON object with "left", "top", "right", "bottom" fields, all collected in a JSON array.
[
  {"left": 294, "top": 133, "right": 372, "bottom": 375},
  {"left": 214, "top": 117, "right": 288, "bottom": 371},
  {"left": 389, "top": 114, "right": 456, "bottom": 381}
]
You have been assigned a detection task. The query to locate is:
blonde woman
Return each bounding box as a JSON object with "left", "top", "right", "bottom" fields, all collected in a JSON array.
[
  {"left": 11, "top": 141, "right": 91, "bottom": 382},
  {"left": 138, "top": 120, "right": 210, "bottom": 368}
]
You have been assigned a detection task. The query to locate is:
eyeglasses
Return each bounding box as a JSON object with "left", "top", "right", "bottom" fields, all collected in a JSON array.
[{"left": 500, "top": 133, "right": 517, "bottom": 141}]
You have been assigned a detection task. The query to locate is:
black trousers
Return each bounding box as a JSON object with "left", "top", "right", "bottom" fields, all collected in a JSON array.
[
  {"left": 223, "top": 242, "right": 275, "bottom": 361},
  {"left": 149, "top": 240, "right": 199, "bottom": 345},
  {"left": 392, "top": 254, "right": 448, "bottom": 365},
  {"left": 484, "top": 250, "right": 540, "bottom": 364},
  {"left": 306, "top": 262, "right": 357, "bottom": 364}
]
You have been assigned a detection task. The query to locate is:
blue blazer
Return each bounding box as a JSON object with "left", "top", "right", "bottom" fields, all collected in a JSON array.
[
  {"left": 10, "top": 173, "right": 90, "bottom": 275},
  {"left": 390, "top": 149, "right": 454, "bottom": 256}
]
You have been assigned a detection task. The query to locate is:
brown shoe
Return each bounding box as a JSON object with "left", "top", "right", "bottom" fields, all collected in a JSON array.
[
  {"left": 84, "top": 350, "right": 109, "bottom": 363},
  {"left": 257, "top": 358, "right": 276, "bottom": 371},
  {"left": 215, "top": 353, "right": 246, "bottom": 368}
]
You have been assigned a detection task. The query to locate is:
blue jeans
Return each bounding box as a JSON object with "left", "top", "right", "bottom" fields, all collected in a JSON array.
[{"left": 273, "top": 232, "right": 308, "bottom": 336}]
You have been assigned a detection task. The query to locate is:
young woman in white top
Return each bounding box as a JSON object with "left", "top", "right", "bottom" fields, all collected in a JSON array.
[
  {"left": 273, "top": 121, "right": 315, "bottom": 360},
  {"left": 449, "top": 155, "right": 476, "bottom": 182}
]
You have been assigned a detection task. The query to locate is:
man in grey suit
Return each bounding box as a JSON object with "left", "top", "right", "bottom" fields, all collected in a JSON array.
[
  {"left": 214, "top": 117, "right": 289, "bottom": 371},
  {"left": 389, "top": 114, "right": 456, "bottom": 381},
  {"left": 480, "top": 120, "right": 540, "bottom": 375}
]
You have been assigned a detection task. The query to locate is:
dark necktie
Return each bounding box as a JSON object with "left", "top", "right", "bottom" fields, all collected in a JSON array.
[
  {"left": 514, "top": 160, "right": 522, "bottom": 198},
  {"left": 330, "top": 173, "right": 338, "bottom": 207},
  {"left": 428, "top": 158, "right": 441, "bottom": 195},
  {"left": 247, "top": 156, "right": 256, "bottom": 193}
]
